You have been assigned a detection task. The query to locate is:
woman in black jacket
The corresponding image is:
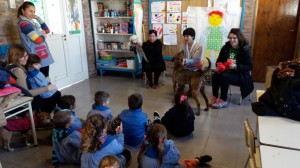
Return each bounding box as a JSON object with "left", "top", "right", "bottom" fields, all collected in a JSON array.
[
  {"left": 142, "top": 30, "right": 165, "bottom": 89},
  {"left": 211, "top": 28, "right": 254, "bottom": 109}
]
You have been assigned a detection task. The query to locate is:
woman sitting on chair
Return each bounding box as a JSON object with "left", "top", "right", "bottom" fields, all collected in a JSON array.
[
  {"left": 142, "top": 30, "right": 165, "bottom": 89},
  {"left": 210, "top": 28, "right": 254, "bottom": 109}
]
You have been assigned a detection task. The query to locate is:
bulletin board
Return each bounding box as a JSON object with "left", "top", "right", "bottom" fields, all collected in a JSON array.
[{"left": 148, "top": 0, "right": 245, "bottom": 58}]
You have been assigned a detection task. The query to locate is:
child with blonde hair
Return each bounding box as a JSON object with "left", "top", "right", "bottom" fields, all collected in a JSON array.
[
  {"left": 80, "top": 114, "right": 131, "bottom": 168},
  {"left": 137, "top": 124, "right": 212, "bottom": 168},
  {"left": 99, "top": 155, "right": 122, "bottom": 168}
]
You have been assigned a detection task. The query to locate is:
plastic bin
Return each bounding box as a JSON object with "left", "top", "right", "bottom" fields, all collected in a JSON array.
[{"left": 96, "top": 58, "right": 117, "bottom": 67}]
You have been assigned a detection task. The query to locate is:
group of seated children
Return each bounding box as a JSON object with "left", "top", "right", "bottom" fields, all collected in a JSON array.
[{"left": 48, "top": 90, "right": 212, "bottom": 168}]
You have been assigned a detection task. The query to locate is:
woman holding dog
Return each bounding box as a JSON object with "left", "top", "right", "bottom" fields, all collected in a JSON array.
[
  {"left": 181, "top": 28, "right": 204, "bottom": 71},
  {"left": 7, "top": 45, "right": 60, "bottom": 113},
  {"left": 210, "top": 28, "right": 254, "bottom": 109},
  {"left": 142, "top": 30, "right": 165, "bottom": 89}
]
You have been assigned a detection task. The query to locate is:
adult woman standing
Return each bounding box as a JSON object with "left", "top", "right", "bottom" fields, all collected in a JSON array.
[
  {"left": 17, "top": 1, "right": 54, "bottom": 77},
  {"left": 7, "top": 45, "right": 60, "bottom": 113},
  {"left": 210, "top": 28, "right": 254, "bottom": 109},
  {"left": 142, "top": 30, "right": 165, "bottom": 89}
]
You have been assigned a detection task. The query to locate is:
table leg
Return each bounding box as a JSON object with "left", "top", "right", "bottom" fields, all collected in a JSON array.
[{"left": 28, "top": 103, "right": 38, "bottom": 146}]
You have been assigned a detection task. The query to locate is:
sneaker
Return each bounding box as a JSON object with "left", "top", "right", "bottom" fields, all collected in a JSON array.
[
  {"left": 153, "top": 111, "right": 160, "bottom": 120},
  {"left": 209, "top": 96, "right": 218, "bottom": 106},
  {"left": 211, "top": 99, "right": 228, "bottom": 109},
  {"left": 196, "top": 155, "right": 212, "bottom": 165}
]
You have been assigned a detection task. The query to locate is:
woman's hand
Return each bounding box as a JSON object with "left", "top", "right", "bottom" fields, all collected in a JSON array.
[
  {"left": 228, "top": 63, "right": 237, "bottom": 70},
  {"left": 34, "top": 15, "right": 40, "bottom": 19},
  {"left": 47, "top": 84, "right": 57, "bottom": 91}
]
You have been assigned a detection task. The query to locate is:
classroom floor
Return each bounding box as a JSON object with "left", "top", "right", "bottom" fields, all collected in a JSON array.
[{"left": 0, "top": 74, "right": 263, "bottom": 168}]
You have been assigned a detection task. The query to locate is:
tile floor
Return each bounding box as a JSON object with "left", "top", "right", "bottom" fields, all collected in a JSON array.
[{"left": 0, "top": 75, "right": 264, "bottom": 168}]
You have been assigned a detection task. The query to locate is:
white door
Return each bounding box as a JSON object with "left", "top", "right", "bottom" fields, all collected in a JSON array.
[{"left": 37, "top": 0, "right": 88, "bottom": 89}]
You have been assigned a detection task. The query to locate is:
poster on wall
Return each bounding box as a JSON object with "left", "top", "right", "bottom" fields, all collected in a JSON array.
[
  {"left": 163, "top": 34, "right": 177, "bottom": 45},
  {"left": 181, "top": 23, "right": 187, "bottom": 34},
  {"left": 151, "top": 13, "right": 165, "bottom": 24},
  {"left": 133, "top": 0, "right": 144, "bottom": 43},
  {"left": 152, "top": 24, "right": 163, "bottom": 39},
  {"left": 66, "top": 0, "right": 81, "bottom": 34},
  {"left": 163, "top": 24, "right": 177, "bottom": 34},
  {"left": 182, "top": 12, "right": 187, "bottom": 23},
  {"left": 167, "top": 1, "right": 181, "bottom": 12},
  {"left": 186, "top": 6, "right": 242, "bottom": 67},
  {"left": 151, "top": 1, "right": 165, "bottom": 12},
  {"left": 167, "top": 13, "right": 181, "bottom": 24}
]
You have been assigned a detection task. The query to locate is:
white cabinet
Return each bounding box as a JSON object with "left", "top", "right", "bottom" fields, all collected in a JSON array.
[{"left": 90, "top": 0, "right": 143, "bottom": 79}]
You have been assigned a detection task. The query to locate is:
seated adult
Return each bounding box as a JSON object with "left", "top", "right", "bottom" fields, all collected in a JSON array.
[
  {"left": 210, "top": 28, "right": 254, "bottom": 109},
  {"left": 7, "top": 44, "right": 60, "bottom": 113}
]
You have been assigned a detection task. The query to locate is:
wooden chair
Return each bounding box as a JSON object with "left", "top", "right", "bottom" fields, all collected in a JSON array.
[
  {"left": 228, "top": 85, "right": 252, "bottom": 105},
  {"left": 244, "top": 119, "right": 261, "bottom": 168},
  {"left": 143, "top": 71, "right": 166, "bottom": 87}
]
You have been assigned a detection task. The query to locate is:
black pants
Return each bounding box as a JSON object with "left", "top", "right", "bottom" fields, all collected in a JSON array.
[
  {"left": 145, "top": 70, "right": 161, "bottom": 85},
  {"left": 32, "top": 91, "right": 61, "bottom": 113},
  {"left": 40, "top": 66, "right": 49, "bottom": 77},
  {"left": 212, "top": 71, "right": 240, "bottom": 101}
]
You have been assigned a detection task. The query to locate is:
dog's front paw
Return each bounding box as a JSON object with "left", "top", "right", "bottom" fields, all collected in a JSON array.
[
  {"left": 195, "top": 111, "right": 200, "bottom": 116},
  {"left": 204, "top": 108, "right": 209, "bottom": 111}
]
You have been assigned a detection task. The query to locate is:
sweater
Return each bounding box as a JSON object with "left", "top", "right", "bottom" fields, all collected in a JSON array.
[
  {"left": 87, "top": 104, "right": 113, "bottom": 121},
  {"left": 140, "top": 139, "right": 181, "bottom": 168},
  {"left": 27, "top": 69, "right": 56, "bottom": 98},
  {"left": 161, "top": 105, "right": 195, "bottom": 137},
  {"left": 81, "top": 133, "right": 125, "bottom": 168},
  {"left": 119, "top": 108, "right": 148, "bottom": 147}
]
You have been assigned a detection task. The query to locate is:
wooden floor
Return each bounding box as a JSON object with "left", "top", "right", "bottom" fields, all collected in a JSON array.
[{"left": 0, "top": 75, "right": 263, "bottom": 168}]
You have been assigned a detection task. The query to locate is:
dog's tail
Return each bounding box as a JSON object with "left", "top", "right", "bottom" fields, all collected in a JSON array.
[{"left": 198, "top": 57, "right": 211, "bottom": 74}]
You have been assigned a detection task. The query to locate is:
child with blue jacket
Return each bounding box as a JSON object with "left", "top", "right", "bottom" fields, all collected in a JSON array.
[
  {"left": 51, "top": 111, "right": 81, "bottom": 167},
  {"left": 137, "top": 124, "right": 212, "bottom": 168},
  {"left": 87, "top": 91, "right": 113, "bottom": 121},
  {"left": 56, "top": 95, "right": 83, "bottom": 130},
  {"left": 119, "top": 93, "right": 150, "bottom": 147},
  {"left": 80, "top": 114, "right": 131, "bottom": 168}
]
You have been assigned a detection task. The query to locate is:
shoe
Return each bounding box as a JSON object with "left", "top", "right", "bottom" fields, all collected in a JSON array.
[
  {"left": 196, "top": 155, "right": 212, "bottom": 165},
  {"left": 153, "top": 111, "right": 160, "bottom": 120},
  {"left": 209, "top": 96, "right": 218, "bottom": 106},
  {"left": 211, "top": 99, "right": 228, "bottom": 109},
  {"left": 146, "top": 83, "right": 152, "bottom": 89},
  {"left": 152, "top": 84, "right": 158, "bottom": 89}
]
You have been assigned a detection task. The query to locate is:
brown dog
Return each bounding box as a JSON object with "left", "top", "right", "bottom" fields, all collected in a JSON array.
[
  {"left": 172, "top": 51, "right": 211, "bottom": 116},
  {"left": 0, "top": 112, "right": 52, "bottom": 151}
]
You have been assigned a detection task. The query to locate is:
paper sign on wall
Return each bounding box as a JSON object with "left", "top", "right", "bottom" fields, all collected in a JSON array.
[
  {"left": 182, "top": 12, "right": 187, "bottom": 23},
  {"left": 167, "top": 13, "right": 181, "bottom": 24},
  {"left": 151, "top": 1, "right": 165, "bottom": 12},
  {"left": 151, "top": 13, "right": 165, "bottom": 23},
  {"left": 167, "top": 1, "right": 181, "bottom": 12},
  {"left": 152, "top": 24, "right": 163, "bottom": 39},
  {"left": 163, "top": 24, "right": 177, "bottom": 34},
  {"left": 181, "top": 23, "right": 187, "bottom": 34},
  {"left": 163, "top": 34, "right": 177, "bottom": 45}
]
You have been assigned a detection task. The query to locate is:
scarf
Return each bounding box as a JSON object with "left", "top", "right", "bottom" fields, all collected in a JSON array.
[
  {"left": 185, "top": 41, "right": 196, "bottom": 59},
  {"left": 19, "top": 15, "right": 41, "bottom": 30}
]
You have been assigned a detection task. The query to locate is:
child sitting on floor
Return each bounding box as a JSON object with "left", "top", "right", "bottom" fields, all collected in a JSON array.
[
  {"left": 87, "top": 91, "right": 113, "bottom": 121},
  {"left": 137, "top": 124, "right": 212, "bottom": 168},
  {"left": 80, "top": 114, "right": 131, "bottom": 168},
  {"left": 153, "top": 93, "right": 195, "bottom": 137},
  {"left": 119, "top": 93, "right": 150, "bottom": 147},
  {"left": 56, "top": 95, "right": 83, "bottom": 130},
  {"left": 51, "top": 111, "right": 81, "bottom": 167},
  {"left": 99, "top": 155, "right": 122, "bottom": 168}
]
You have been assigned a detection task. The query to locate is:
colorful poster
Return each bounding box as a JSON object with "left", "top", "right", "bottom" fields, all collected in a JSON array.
[
  {"left": 151, "top": 1, "right": 165, "bottom": 12},
  {"left": 163, "top": 34, "right": 177, "bottom": 45},
  {"left": 151, "top": 13, "right": 165, "bottom": 24},
  {"left": 167, "top": 1, "right": 181, "bottom": 12},
  {"left": 167, "top": 13, "right": 181, "bottom": 24},
  {"left": 152, "top": 24, "right": 163, "bottom": 39},
  {"left": 133, "top": 0, "right": 144, "bottom": 43},
  {"left": 182, "top": 12, "right": 187, "bottom": 23},
  {"left": 163, "top": 24, "right": 177, "bottom": 34},
  {"left": 66, "top": 0, "right": 81, "bottom": 34}
]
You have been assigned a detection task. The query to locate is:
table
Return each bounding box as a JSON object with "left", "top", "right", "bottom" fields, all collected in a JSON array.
[
  {"left": 258, "top": 116, "right": 300, "bottom": 150},
  {"left": 3, "top": 96, "right": 37, "bottom": 146},
  {"left": 260, "top": 145, "right": 300, "bottom": 168}
]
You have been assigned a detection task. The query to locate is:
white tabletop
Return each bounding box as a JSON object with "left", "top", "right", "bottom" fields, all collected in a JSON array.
[
  {"left": 260, "top": 145, "right": 300, "bottom": 168},
  {"left": 258, "top": 116, "right": 300, "bottom": 150}
]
